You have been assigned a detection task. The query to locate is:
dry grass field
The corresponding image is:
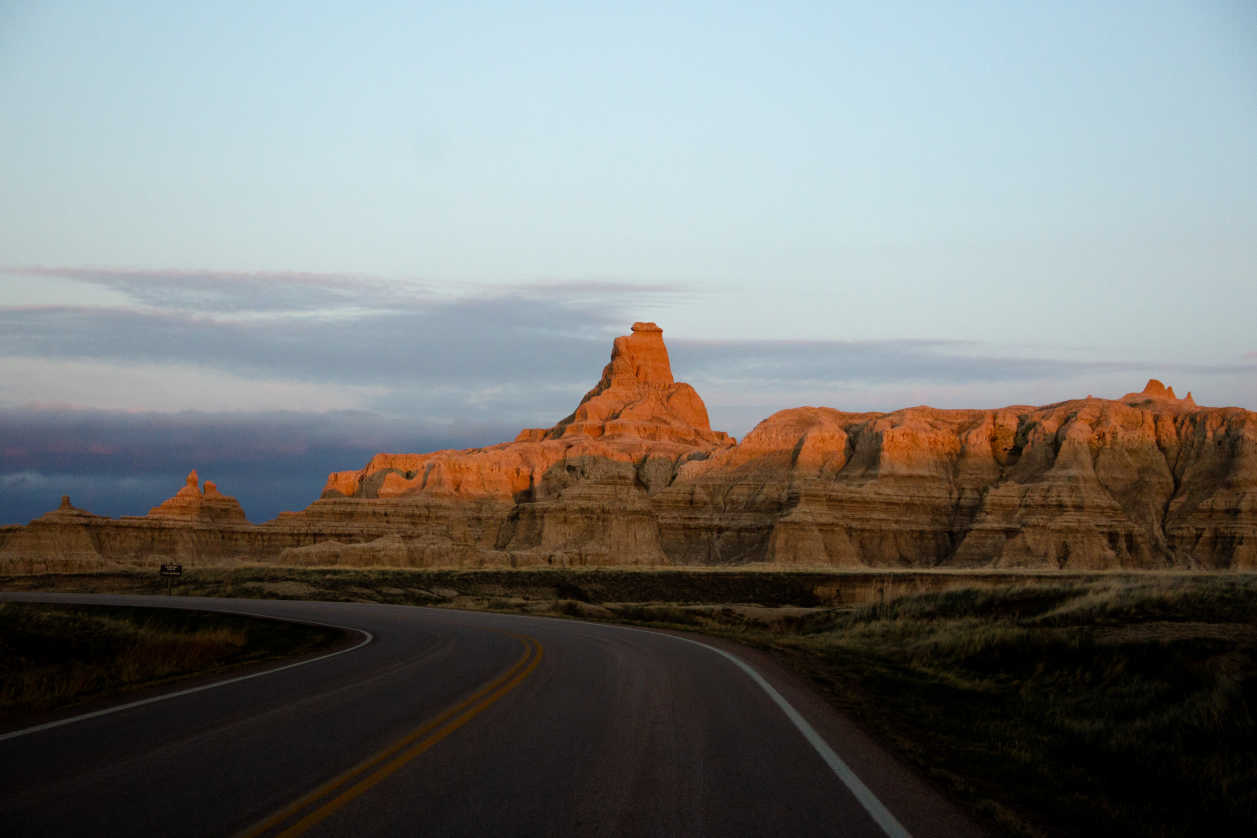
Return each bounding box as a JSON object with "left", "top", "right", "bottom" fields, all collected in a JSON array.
[{"left": 0, "top": 603, "right": 346, "bottom": 727}]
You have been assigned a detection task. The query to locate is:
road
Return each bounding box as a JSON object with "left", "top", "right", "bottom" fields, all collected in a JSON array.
[{"left": 0, "top": 593, "right": 980, "bottom": 837}]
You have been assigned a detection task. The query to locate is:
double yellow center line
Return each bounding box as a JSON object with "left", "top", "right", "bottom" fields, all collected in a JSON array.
[{"left": 239, "top": 633, "right": 544, "bottom": 838}]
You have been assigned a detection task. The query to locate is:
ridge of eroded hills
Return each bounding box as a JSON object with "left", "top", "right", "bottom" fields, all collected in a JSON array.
[{"left": 2, "top": 324, "right": 1254, "bottom": 572}]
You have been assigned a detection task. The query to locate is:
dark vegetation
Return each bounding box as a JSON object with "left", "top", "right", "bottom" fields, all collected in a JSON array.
[
  {"left": 0, "top": 603, "right": 346, "bottom": 728},
  {"left": 763, "top": 579, "right": 1257, "bottom": 837},
  {"left": 3, "top": 567, "right": 1254, "bottom": 835},
  {"left": 0, "top": 565, "right": 1097, "bottom": 607}
]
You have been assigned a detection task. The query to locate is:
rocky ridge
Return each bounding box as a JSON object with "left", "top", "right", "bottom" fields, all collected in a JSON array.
[
  {"left": 1, "top": 326, "right": 1254, "bottom": 571},
  {"left": 147, "top": 470, "right": 248, "bottom": 523}
]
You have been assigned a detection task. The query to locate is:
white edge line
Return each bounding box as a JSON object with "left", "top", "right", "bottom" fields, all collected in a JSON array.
[
  {"left": 444, "top": 604, "right": 909, "bottom": 836},
  {"left": 599, "top": 622, "right": 913, "bottom": 838},
  {"left": 5, "top": 596, "right": 907, "bottom": 837},
  {"left": 0, "top": 607, "right": 374, "bottom": 743}
]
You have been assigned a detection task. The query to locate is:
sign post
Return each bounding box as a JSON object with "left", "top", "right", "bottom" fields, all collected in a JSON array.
[{"left": 160, "top": 562, "right": 182, "bottom": 596}]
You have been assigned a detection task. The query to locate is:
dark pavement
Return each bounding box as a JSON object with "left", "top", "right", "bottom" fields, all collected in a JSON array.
[{"left": 0, "top": 593, "right": 980, "bottom": 837}]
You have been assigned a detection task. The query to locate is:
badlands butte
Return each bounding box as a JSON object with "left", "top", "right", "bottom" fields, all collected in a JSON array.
[{"left": 3, "top": 322, "right": 1255, "bottom": 573}]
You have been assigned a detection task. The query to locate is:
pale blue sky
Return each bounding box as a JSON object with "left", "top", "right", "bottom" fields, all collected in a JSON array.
[{"left": 1, "top": 1, "right": 1254, "bottom": 521}]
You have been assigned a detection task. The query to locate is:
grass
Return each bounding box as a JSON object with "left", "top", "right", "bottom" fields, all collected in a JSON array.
[
  {"left": 0, "top": 603, "right": 348, "bottom": 727},
  {"left": 699, "top": 577, "right": 1257, "bottom": 837},
  {"left": 0, "top": 564, "right": 1129, "bottom": 608},
  {"left": 3, "top": 567, "right": 1255, "bottom": 835}
]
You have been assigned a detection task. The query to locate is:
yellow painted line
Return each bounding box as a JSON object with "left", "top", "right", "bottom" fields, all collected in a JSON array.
[
  {"left": 278, "top": 640, "right": 543, "bottom": 837},
  {"left": 239, "top": 635, "right": 538, "bottom": 837},
  {"left": 239, "top": 635, "right": 542, "bottom": 838}
]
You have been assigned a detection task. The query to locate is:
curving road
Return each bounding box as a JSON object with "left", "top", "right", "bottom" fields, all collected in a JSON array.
[{"left": 0, "top": 594, "right": 980, "bottom": 837}]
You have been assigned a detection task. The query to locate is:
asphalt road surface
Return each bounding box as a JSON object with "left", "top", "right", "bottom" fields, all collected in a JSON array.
[{"left": 0, "top": 593, "right": 981, "bottom": 837}]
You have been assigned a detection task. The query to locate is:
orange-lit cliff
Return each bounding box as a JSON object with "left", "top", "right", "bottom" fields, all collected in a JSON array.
[{"left": 2, "top": 324, "right": 1254, "bottom": 571}]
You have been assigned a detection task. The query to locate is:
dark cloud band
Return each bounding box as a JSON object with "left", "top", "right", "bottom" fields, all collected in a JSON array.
[{"left": 0, "top": 406, "right": 514, "bottom": 524}]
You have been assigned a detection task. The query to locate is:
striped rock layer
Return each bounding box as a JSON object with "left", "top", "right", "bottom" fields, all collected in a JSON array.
[{"left": 2, "top": 328, "right": 1253, "bottom": 571}]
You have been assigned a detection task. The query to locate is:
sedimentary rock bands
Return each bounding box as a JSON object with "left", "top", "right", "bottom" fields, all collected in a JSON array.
[{"left": 2, "top": 326, "right": 1253, "bottom": 571}]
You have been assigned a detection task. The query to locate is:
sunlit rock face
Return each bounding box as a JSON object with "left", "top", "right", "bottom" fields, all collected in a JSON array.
[
  {"left": 316, "top": 322, "right": 734, "bottom": 505},
  {"left": 531, "top": 321, "right": 731, "bottom": 447},
  {"left": 286, "top": 353, "right": 1257, "bottom": 571},
  {"left": 0, "top": 475, "right": 255, "bottom": 573},
  {"left": 1120, "top": 378, "right": 1198, "bottom": 409},
  {"left": 147, "top": 470, "right": 249, "bottom": 523},
  {"left": 663, "top": 391, "right": 1256, "bottom": 570},
  {"left": 1, "top": 333, "right": 1255, "bottom": 571},
  {"left": 297, "top": 322, "right": 737, "bottom": 566}
]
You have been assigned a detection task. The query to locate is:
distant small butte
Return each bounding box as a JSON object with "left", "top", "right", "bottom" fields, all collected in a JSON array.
[{"left": 2, "top": 323, "right": 1254, "bottom": 572}]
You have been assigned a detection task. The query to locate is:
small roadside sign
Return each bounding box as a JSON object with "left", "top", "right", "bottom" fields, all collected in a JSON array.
[{"left": 160, "top": 563, "right": 182, "bottom": 595}]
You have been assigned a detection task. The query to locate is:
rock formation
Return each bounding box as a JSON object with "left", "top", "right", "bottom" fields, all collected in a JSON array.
[
  {"left": 0, "top": 496, "right": 110, "bottom": 573},
  {"left": 1120, "top": 378, "right": 1197, "bottom": 409},
  {"left": 1, "top": 328, "right": 1254, "bottom": 572},
  {"left": 662, "top": 392, "right": 1255, "bottom": 570},
  {"left": 287, "top": 322, "right": 736, "bottom": 567},
  {"left": 147, "top": 470, "right": 249, "bottom": 523},
  {"left": 514, "top": 322, "right": 732, "bottom": 448}
]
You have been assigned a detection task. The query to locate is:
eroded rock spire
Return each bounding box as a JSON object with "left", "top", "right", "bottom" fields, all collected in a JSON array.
[{"left": 517, "top": 322, "right": 731, "bottom": 446}]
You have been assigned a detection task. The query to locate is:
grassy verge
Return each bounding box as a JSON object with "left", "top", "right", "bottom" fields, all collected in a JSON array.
[
  {"left": 0, "top": 564, "right": 1134, "bottom": 607},
  {"left": 782, "top": 579, "right": 1257, "bottom": 836},
  {"left": 577, "top": 577, "right": 1257, "bottom": 837},
  {"left": 4, "top": 567, "right": 1255, "bottom": 835},
  {"left": 0, "top": 603, "right": 348, "bottom": 728}
]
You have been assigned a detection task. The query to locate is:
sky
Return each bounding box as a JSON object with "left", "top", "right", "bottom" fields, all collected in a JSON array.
[{"left": 1, "top": 1, "right": 1254, "bottom": 524}]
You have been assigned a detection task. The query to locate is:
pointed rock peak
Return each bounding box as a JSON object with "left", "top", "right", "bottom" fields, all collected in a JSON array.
[
  {"left": 516, "top": 323, "right": 733, "bottom": 448},
  {"left": 149, "top": 472, "right": 247, "bottom": 522},
  {"left": 175, "top": 469, "right": 203, "bottom": 499},
  {"left": 605, "top": 321, "right": 674, "bottom": 388},
  {"left": 1121, "top": 379, "right": 1196, "bottom": 407},
  {"left": 36, "top": 494, "right": 95, "bottom": 520}
]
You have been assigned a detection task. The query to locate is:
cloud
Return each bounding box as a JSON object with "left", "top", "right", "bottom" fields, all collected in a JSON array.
[
  {"left": 0, "top": 272, "right": 695, "bottom": 402},
  {"left": 14, "top": 267, "right": 1249, "bottom": 407},
  {"left": 3, "top": 265, "right": 697, "bottom": 319},
  {"left": 0, "top": 406, "right": 512, "bottom": 471},
  {"left": 671, "top": 338, "right": 1257, "bottom": 387},
  {"left": 8, "top": 266, "right": 421, "bottom": 315},
  {"left": 4, "top": 278, "right": 1255, "bottom": 425},
  {"left": 0, "top": 356, "right": 391, "bottom": 413},
  {"left": 675, "top": 339, "right": 1257, "bottom": 420},
  {"left": 9, "top": 299, "right": 1252, "bottom": 402},
  {"left": 0, "top": 302, "right": 611, "bottom": 398}
]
